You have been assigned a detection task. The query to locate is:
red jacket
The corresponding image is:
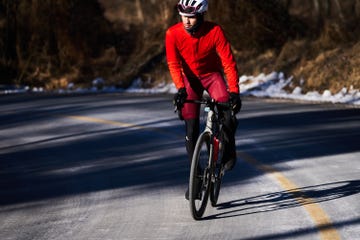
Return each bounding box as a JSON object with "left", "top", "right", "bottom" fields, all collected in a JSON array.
[{"left": 165, "top": 21, "right": 239, "bottom": 93}]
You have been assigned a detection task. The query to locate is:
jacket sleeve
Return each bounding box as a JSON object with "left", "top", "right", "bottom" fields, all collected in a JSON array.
[
  {"left": 214, "top": 26, "right": 240, "bottom": 93},
  {"left": 165, "top": 29, "right": 185, "bottom": 89}
]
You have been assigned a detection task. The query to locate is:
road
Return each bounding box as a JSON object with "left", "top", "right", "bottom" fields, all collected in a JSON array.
[{"left": 0, "top": 93, "right": 359, "bottom": 240}]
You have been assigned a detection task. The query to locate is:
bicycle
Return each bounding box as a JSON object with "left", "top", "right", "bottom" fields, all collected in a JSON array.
[{"left": 181, "top": 98, "right": 231, "bottom": 220}]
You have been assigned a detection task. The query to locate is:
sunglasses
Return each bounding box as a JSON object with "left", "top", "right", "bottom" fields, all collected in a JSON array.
[{"left": 177, "top": 3, "right": 201, "bottom": 15}]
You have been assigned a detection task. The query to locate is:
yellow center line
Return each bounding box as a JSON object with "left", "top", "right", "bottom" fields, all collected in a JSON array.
[
  {"left": 238, "top": 151, "right": 341, "bottom": 240},
  {"left": 66, "top": 115, "right": 174, "bottom": 136},
  {"left": 67, "top": 115, "right": 146, "bottom": 129},
  {"left": 66, "top": 114, "right": 341, "bottom": 239}
]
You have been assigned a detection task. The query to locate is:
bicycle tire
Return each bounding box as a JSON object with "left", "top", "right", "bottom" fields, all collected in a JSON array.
[{"left": 189, "top": 131, "right": 212, "bottom": 220}]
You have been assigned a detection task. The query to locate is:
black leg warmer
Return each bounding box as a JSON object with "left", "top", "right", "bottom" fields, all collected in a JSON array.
[{"left": 185, "top": 118, "right": 200, "bottom": 163}]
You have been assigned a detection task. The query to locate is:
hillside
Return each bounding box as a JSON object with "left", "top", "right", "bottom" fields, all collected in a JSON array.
[{"left": 1, "top": 0, "right": 359, "bottom": 94}]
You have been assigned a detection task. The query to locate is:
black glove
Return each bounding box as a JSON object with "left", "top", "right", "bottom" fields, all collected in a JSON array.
[
  {"left": 229, "top": 92, "right": 242, "bottom": 114},
  {"left": 173, "top": 87, "right": 187, "bottom": 111}
]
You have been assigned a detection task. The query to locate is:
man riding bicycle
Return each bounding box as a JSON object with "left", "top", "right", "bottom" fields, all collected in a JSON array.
[{"left": 165, "top": 0, "right": 242, "bottom": 198}]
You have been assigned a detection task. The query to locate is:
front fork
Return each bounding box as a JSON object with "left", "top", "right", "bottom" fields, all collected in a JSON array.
[
  {"left": 213, "top": 136, "right": 220, "bottom": 163},
  {"left": 209, "top": 136, "right": 221, "bottom": 184}
]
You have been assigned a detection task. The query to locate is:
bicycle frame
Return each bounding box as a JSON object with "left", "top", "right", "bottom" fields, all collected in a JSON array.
[
  {"left": 203, "top": 102, "right": 221, "bottom": 164},
  {"left": 183, "top": 98, "right": 227, "bottom": 164}
]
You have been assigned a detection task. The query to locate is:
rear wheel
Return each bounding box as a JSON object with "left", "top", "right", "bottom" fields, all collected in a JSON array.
[{"left": 189, "top": 132, "right": 211, "bottom": 220}]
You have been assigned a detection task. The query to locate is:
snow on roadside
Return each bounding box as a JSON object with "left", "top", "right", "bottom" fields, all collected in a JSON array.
[
  {"left": 126, "top": 72, "right": 360, "bottom": 105},
  {"left": 238, "top": 72, "right": 360, "bottom": 105},
  {"left": 1, "top": 72, "right": 359, "bottom": 105}
]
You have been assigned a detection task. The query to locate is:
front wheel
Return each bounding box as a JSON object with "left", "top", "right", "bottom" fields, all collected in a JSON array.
[{"left": 189, "top": 132, "right": 212, "bottom": 220}]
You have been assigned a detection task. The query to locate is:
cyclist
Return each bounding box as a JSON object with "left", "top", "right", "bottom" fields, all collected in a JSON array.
[{"left": 166, "top": 0, "right": 241, "bottom": 197}]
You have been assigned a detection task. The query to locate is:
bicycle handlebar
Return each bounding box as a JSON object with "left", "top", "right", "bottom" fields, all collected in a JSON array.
[
  {"left": 184, "top": 99, "right": 231, "bottom": 108},
  {"left": 174, "top": 98, "right": 231, "bottom": 114}
]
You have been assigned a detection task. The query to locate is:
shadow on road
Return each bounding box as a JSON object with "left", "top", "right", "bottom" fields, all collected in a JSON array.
[
  {"left": 205, "top": 180, "right": 360, "bottom": 219},
  {"left": 0, "top": 94, "right": 190, "bottom": 207},
  {"left": 0, "top": 125, "right": 188, "bottom": 207},
  {"left": 203, "top": 179, "right": 360, "bottom": 238},
  {"left": 0, "top": 94, "right": 359, "bottom": 211},
  {"left": 238, "top": 101, "right": 360, "bottom": 164}
]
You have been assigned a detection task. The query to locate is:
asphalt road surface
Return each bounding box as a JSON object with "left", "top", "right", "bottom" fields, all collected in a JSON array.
[{"left": 0, "top": 93, "right": 359, "bottom": 240}]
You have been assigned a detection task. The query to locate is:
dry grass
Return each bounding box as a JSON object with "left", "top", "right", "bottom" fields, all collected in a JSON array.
[
  {"left": 292, "top": 42, "right": 360, "bottom": 93},
  {"left": 1, "top": 0, "right": 359, "bottom": 94}
]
